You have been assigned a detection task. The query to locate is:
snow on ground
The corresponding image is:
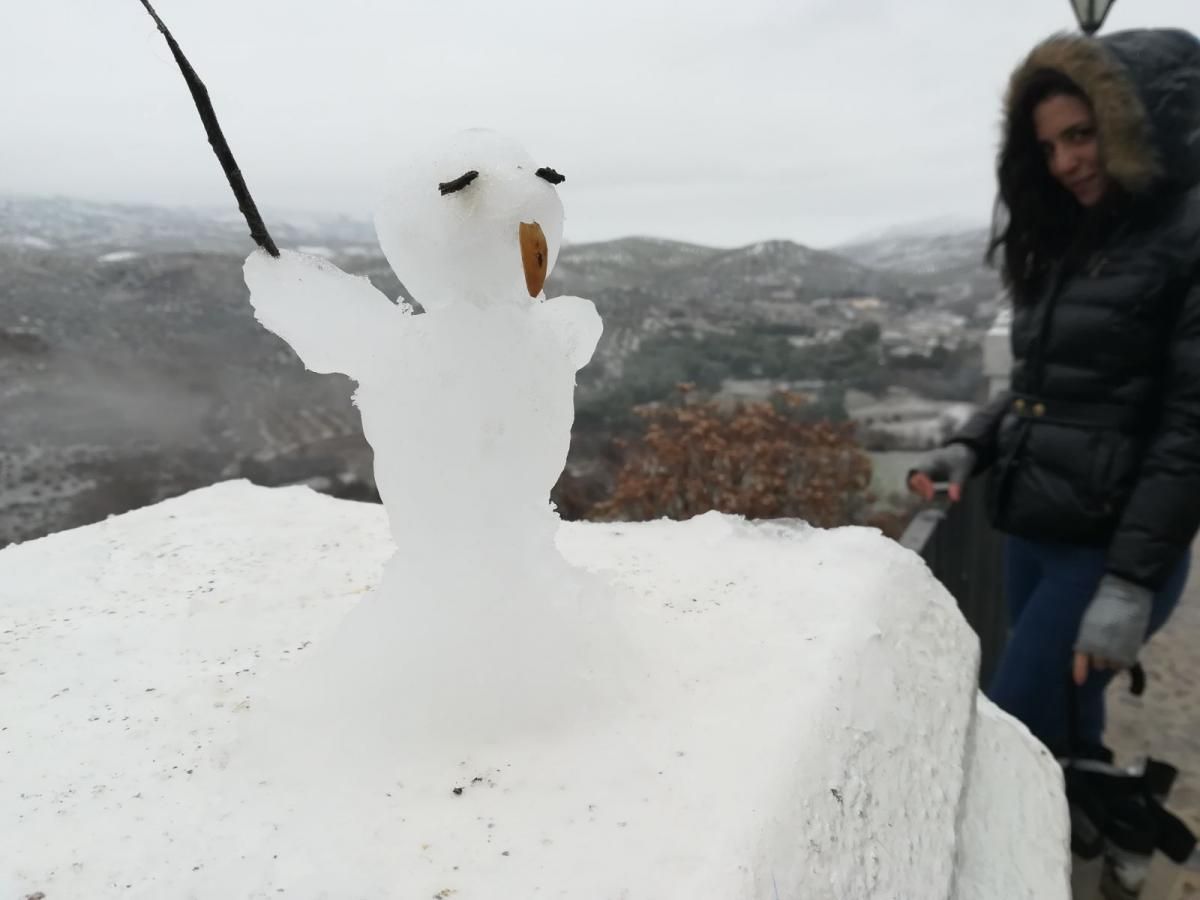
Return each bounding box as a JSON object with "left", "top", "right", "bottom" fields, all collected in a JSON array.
[
  {"left": 97, "top": 250, "right": 140, "bottom": 263},
  {"left": 0, "top": 481, "right": 1069, "bottom": 899},
  {"left": 3, "top": 234, "right": 55, "bottom": 250}
]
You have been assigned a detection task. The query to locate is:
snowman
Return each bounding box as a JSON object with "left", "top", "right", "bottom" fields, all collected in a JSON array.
[
  {"left": 239, "top": 131, "right": 622, "bottom": 751},
  {"left": 244, "top": 129, "right": 601, "bottom": 573}
]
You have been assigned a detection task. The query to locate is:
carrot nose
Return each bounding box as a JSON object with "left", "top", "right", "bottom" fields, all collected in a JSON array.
[{"left": 519, "top": 221, "right": 548, "bottom": 297}]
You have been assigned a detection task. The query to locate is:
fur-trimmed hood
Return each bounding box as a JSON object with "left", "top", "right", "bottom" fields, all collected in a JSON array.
[{"left": 1004, "top": 28, "right": 1200, "bottom": 194}]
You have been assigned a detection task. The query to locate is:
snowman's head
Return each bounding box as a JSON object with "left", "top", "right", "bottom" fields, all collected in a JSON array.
[{"left": 375, "top": 129, "right": 566, "bottom": 312}]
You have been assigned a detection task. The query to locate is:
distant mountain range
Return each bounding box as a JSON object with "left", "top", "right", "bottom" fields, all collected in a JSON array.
[
  {"left": 0, "top": 195, "right": 1001, "bottom": 544},
  {"left": 839, "top": 226, "right": 989, "bottom": 272},
  {"left": 0, "top": 194, "right": 378, "bottom": 256}
]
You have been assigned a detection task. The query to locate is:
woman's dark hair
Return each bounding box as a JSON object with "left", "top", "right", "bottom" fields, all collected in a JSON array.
[{"left": 986, "top": 68, "right": 1109, "bottom": 304}]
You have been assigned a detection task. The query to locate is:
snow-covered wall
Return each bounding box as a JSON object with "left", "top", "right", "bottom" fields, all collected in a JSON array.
[{"left": 0, "top": 482, "right": 1069, "bottom": 899}]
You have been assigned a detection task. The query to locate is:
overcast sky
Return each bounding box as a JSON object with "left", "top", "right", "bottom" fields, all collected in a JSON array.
[{"left": 2, "top": 0, "right": 1198, "bottom": 248}]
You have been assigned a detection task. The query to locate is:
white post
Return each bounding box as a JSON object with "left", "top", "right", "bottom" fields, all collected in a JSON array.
[{"left": 983, "top": 308, "right": 1012, "bottom": 400}]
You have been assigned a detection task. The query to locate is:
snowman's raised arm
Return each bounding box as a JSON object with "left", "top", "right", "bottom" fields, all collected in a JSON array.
[
  {"left": 534, "top": 295, "right": 603, "bottom": 371},
  {"left": 244, "top": 249, "right": 403, "bottom": 379}
]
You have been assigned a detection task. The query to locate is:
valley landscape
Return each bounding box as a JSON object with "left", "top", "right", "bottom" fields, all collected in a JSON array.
[{"left": 0, "top": 194, "right": 1001, "bottom": 545}]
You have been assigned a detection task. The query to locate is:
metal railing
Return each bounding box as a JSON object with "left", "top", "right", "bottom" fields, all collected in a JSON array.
[
  {"left": 895, "top": 308, "right": 1013, "bottom": 684},
  {"left": 899, "top": 480, "right": 1008, "bottom": 685}
]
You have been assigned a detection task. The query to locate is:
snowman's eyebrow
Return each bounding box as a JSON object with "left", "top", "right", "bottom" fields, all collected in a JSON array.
[
  {"left": 438, "top": 170, "right": 479, "bottom": 195},
  {"left": 536, "top": 167, "right": 565, "bottom": 185}
]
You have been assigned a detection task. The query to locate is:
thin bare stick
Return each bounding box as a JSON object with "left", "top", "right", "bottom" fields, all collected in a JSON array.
[{"left": 138, "top": 0, "right": 279, "bottom": 257}]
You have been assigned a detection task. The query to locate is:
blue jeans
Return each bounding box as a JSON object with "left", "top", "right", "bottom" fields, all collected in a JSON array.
[{"left": 986, "top": 536, "right": 1189, "bottom": 754}]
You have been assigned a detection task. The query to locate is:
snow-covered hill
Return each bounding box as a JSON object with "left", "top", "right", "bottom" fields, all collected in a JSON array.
[
  {"left": 834, "top": 218, "right": 991, "bottom": 274},
  {"left": 0, "top": 193, "right": 377, "bottom": 256}
]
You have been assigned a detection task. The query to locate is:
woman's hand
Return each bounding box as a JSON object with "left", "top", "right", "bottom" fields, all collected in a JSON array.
[
  {"left": 906, "top": 443, "right": 977, "bottom": 503},
  {"left": 1072, "top": 574, "right": 1153, "bottom": 685}
]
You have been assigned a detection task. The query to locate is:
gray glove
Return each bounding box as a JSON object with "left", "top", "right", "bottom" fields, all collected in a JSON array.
[
  {"left": 1074, "top": 574, "right": 1153, "bottom": 668},
  {"left": 907, "top": 443, "right": 977, "bottom": 488}
]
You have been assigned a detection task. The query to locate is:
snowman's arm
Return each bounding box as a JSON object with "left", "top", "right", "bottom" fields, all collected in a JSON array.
[
  {"left": 535, "top": 295, "right": 603, "bottom": 371},
  {"left": 243, "top": 248, "right": 403, "bottom": 378}
]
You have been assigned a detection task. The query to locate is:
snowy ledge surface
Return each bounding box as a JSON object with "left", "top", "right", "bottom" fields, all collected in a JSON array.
[{"left": 1, "top": 481, "right": 1068, "bottom": 899}]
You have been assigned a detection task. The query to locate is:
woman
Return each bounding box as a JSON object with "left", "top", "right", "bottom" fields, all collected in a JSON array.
[{"left": 909, "top": 28, "right": 1200, "bottom": 758}]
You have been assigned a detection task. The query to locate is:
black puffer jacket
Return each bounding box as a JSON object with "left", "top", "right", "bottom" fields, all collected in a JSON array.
[{"left": 953, "top": 28, "right": 1200, "bottom": 589}]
